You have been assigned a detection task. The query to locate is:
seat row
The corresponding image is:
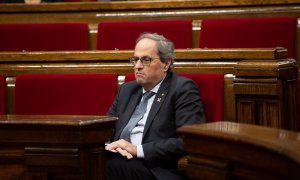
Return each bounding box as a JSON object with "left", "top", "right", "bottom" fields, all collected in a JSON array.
[
  {"left": 0, "top": 73, "right": 223, "bottom": 123},
  {"left": 0, "top": 48, "right": 297, "bottom": 130},
  {"left": 0, "top": 17, "right": 296, "bottom": 59}
]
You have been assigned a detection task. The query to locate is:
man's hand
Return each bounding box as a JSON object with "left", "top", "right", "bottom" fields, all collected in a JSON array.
[{"left": 105, "top": 139, "right": 137, "bottom": 159}]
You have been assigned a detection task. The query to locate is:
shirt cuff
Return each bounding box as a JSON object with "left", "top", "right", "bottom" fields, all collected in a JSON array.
[{"left": 136, "top": 144, "right": 144, "bottom": 158}]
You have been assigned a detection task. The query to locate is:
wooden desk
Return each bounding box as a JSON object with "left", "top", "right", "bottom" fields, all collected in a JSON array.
[
  {"left": 0, "top": 115, "right": 117, "bottom": 179},
  {"left": 177, "top": 121, "right": 300, "bottom": 180}
]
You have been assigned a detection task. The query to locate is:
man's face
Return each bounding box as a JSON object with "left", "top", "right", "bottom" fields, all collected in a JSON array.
[{"left": 132, "top": 38, "right": 170, "bottom": 91}]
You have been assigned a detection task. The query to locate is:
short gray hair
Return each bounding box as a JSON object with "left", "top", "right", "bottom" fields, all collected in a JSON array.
[{"left": 136, "top": 33, "right": 175, "bottom": 72}]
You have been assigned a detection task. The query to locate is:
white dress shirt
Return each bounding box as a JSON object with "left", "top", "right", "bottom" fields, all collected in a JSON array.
[{"left": 130, "top": 79, "right": 163, "bottom": 158}]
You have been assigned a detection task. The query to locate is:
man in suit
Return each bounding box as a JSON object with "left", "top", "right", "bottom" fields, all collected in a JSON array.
[{"left": 105, "top": 32, "right": 205, "bottom": 180}]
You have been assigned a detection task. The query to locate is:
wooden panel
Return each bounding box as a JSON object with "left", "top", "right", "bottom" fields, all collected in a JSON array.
[
  {"left": 234, "top": 58, "right": 298, "bottom": 130},
  {"left": 0, "top": 115, "right": 117, "bottom": 179},
  {"left": 237, "top": 99, "right": 281, "bottom": 128},
  {"left": 236, "top": 98, "right": 255, "bottom": 124},
  {"left": 223, "top": 74, "right": 235, "bottom": 122}
]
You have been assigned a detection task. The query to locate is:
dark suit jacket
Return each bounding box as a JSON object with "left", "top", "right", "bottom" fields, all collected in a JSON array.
[{"left": 107, "top": 72, "right": 205, "bottom": 180}]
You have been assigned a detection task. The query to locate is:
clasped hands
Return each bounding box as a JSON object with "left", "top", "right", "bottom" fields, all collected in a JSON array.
[{"left": 105, "top": 139, "right": 137, "bottom": 159}]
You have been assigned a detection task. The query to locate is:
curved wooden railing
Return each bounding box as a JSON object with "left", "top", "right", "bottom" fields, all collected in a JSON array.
[{"left": 177, "top": 121, "right": 300, "bottom": 179}]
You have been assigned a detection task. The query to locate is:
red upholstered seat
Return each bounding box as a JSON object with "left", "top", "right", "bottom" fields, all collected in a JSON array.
[
  {"left": 97, "top": 20, "right": 192, "bottom": 50},
  {"left": 180, "top": 74, "right": 223, "bottom": 122},
  {"left": 125, "top": 73, "right": 223, "bottom": 122},
  {"left": 14, "top": 74, "right": 117, "bottom": 115},
  {"left": 199, "top": 17, "right": 297, "bottom": 58},
  {"left": 0, "top": 75, "right": 4, "bottom": 115},
  {"left": 0, "top": 23, "right": 88, "bottom": 51}
]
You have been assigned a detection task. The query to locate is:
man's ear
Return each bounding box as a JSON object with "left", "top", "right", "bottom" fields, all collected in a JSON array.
[{"left": 164, "top": 59, "right": 171, "bottom": 71}]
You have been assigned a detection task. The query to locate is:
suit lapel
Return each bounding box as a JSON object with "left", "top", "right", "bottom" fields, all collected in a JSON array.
[
  {"left": 115, "top": 88, "right": 142, "bottom": 139},
  {"left": 143, "top": 73, "right": 172, "bottom": 137}
]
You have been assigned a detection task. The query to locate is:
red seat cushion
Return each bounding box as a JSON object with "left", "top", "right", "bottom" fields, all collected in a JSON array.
[
  {"left": 0, "top": 23, "right": 88, "bottom": 51},
  {"left": 125, "top": 73, "right": 223, "bottom": 122},
  {"left": 14, "top": 74, "right": 117, "bottom": 115},
  {"left": 97, "top": 20, "right": 192, "bottom": 50},
  {"left": 199, "top": 17, "right": 297, "bottom": 58}
]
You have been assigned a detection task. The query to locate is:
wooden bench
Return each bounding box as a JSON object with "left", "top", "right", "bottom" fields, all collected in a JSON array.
[
  {"left": 0, "top": 48, "right": 298, "bottom": 131},
  {"left": 0, "top": 0, "right": 300, "bottom": 67}
]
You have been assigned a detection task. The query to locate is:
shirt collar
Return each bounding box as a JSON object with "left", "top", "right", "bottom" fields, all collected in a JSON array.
[{"left": 142, "top": 75, "right": 166, "bottom": 94}]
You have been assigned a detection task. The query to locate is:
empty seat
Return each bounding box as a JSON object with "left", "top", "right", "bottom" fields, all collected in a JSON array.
[
  {"left": 14, "top": 74, "right": 117, "bottom": 115},
  {"left": 125, "top": 73, "right": 224, "bottom": 122},
  {"left": 199, "top": 17, "right": 297, "bottom": 58},
  {"left": 0, "top": 23, "right": 88, "bottom": 51},
  {"left": 97, "top": 20, "right": 192, "bottom": 50},
  {"left": 180, "top": 73, "right": 223, "bottom": 122}
]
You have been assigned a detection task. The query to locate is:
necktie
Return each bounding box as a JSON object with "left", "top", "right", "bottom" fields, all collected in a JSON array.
[{"left": 120, "top": 91, "right": 155, "bottom": 142}]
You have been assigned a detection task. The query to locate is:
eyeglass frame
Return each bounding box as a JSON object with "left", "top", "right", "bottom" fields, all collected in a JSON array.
[{"left": 129, "top": 56, "right": 160, "bottom": 66}]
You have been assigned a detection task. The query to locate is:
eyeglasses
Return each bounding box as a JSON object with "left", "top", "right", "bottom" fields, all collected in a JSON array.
[{"left": 129, "top": 56, "right": 160, "bottom": 66}]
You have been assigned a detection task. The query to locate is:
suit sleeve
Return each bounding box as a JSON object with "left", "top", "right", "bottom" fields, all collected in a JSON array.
[
  {"left": 107, "top": 82, "right": 128, "bottom": 117},
  {"left": 106, "top": 90, "right": 119, "bottom": 117}
]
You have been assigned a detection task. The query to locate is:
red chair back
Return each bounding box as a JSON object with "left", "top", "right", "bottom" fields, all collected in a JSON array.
[
  {"left": 124, "top": 73, "right": 135, "bottom": 83},
  {"left": 14, "top": 74, "right": 117, "bottom": 115},
  {"left": 97, "top": 20, "right": 192, "bottom": 50},
  {"left": 199, "top": 17, "right": 297, "bottom": 58},
  {"left": 0, "top": 23, "right": 88, "bottom": 51},
  {"left": 180, "top": 74, "right": 223, "bottom": 122}
]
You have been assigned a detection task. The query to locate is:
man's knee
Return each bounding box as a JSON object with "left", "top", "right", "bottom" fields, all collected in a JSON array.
[{"left": 106, "top": 156, "right": 156, "bottom": 180}]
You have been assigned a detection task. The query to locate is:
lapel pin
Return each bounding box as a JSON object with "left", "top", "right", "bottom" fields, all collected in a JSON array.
[{"left": 157, "top": 98, "right": 161, "bottom": 102}]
